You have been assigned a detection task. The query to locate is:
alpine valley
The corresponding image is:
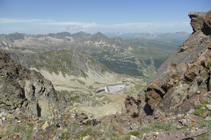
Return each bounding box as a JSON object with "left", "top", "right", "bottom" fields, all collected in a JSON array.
[
  {"left": 0, "top": 30, "right": 183, "bottom": 77},
  {"left": 0, "top": 10, "right": 211, "bottom": 140}
]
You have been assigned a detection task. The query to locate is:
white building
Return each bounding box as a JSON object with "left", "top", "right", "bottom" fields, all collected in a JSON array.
[{"left": 105, "top": 83, "right": 129, "bottom": 93}]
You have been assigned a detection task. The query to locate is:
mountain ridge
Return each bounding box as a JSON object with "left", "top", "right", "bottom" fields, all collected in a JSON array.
[
  {"left": 8, "top": 48, "right": 111, "bottom": 78},
  {"left": 0, "top": 31, "right": 163, "bottom": 77}
]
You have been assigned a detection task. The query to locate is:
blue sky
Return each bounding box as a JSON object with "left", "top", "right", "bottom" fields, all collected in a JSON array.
[{"left": 0, "top": 0, "right": 210, "bottom": 34}]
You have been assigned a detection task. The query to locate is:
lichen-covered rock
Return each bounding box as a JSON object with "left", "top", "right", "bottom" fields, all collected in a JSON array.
[
  {"left": 0, "top": 52, "right": 67, "bottom": 118},
  {"left": 135, "top": 10, "right": 211, "bottom": 118}
]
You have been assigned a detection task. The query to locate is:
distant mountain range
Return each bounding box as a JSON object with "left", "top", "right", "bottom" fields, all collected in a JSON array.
[
  {"left": 104, "top": 32, "right": 191, "bottom": 43},
  {"left": 0, "top": 31, "right": 181, "bottom": 77}
]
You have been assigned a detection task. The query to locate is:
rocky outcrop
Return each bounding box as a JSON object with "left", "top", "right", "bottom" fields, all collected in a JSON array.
[
  {"left": 125, "top": 95, "right": 140, "bottom": 117},
  {"left": 205, "top": 10, "right": 211, "bottom": 29},
  {"left": 0, "top": 52, "right": 67, "bottom": 118},
  {"left": 93, "top": 10, "right": 211, "bottom": 139},
  {"left": 188, "top": 10, "right": 211, "bottom": 34},
  {"left": 188, "top": 11, "right": 206, "bottom": 32},
  {"left": 137, "top": 10, "right": 211, "bottom": 118}
]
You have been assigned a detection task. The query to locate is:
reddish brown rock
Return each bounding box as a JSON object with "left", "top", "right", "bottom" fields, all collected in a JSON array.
[
  {"left": 125, "top": 95, "right": 139, "bottom": 117},
  {"left": 205, "top": 10, "right": 211, "bottom": 29},
  {"left": 188, "top": 11, "right": 206, "bottom": 32},
  {"left": 184, "top": 65, "right": 198, "bottom": 82},
  {"left": 137, "top": 10, "right": 211, "bottom": 117}
]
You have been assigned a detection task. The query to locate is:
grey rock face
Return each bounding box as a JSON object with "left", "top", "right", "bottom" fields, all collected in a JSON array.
[{"left": 0, "top": 52, "right": 67, "bottom": 118}]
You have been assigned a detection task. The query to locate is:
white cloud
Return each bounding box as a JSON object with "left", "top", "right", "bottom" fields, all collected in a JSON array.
[
  {"left": 0, "top": 18, "right": 192, "bottom": 34},
  {"left": 42, "top": 21, "right": 82, "bottom": 25},
  {"left": 62, "top": 21, "right": 191, "bottom": 33},
  {"left": 64, "top": 24, "right": 82, "bottom": 31}
]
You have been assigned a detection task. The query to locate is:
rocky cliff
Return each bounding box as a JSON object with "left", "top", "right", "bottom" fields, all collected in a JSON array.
[
  {"left": 137, "top": 10, "right": 211, "bottom": 118},
  {"left": 0, "top": 52, "right": 67, "bottom": 118}
]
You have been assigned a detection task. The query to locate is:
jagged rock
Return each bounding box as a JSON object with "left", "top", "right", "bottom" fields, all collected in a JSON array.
[
  {"left": 0, "top": 52, "right": 67, "bottom": 118},
  {"left": 125, "top": 95, "right": 139, "bottom": 117},
  {"left": 188, "top": 11, "right": 206, "bottom": 32},
  {"left": 205, "top": 10, "right": 211, "bottom": 31}
]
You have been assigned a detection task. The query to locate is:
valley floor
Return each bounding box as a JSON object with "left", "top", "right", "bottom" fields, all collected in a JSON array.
[{"left": 33, "top": 68, "right": 147, "bottom": 118}]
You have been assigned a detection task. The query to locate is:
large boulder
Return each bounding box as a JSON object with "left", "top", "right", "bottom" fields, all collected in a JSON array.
[{"left": 0, "top": 52, "right": 67, "bottom": 118}]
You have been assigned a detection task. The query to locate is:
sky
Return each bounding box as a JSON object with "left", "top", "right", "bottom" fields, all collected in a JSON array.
[{"left": 0, "top": 0, "right": 210, "bottom": 34}]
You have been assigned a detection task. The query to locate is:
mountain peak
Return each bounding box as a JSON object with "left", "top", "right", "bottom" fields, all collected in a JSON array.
[
  {"left": 72, "top": 31, "right": 92, "bottom": 38},
  {"left": 91, "top": 32, "right": 108, "bottom": 42},
  {"left": 94, "top": 32, "right": 106, "bottom": 36},
  {"left": 3, "top": 32, "right": 25, "bottom": 42}
]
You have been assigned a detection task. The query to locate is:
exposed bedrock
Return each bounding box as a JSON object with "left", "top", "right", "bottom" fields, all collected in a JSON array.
[
  {"left": 0, "top": 52, "right": 67, "bottom": 118},
  {"left": 134, "top": 10, "right": 211, "bottom": 118}
]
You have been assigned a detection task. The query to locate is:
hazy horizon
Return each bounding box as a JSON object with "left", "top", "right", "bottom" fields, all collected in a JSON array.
[
  {"left": 0, "top": 0, "right": 210, "bottom": 34},
  {"left": 0, "top": 30, "right": 192, "bottom": 35}
]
